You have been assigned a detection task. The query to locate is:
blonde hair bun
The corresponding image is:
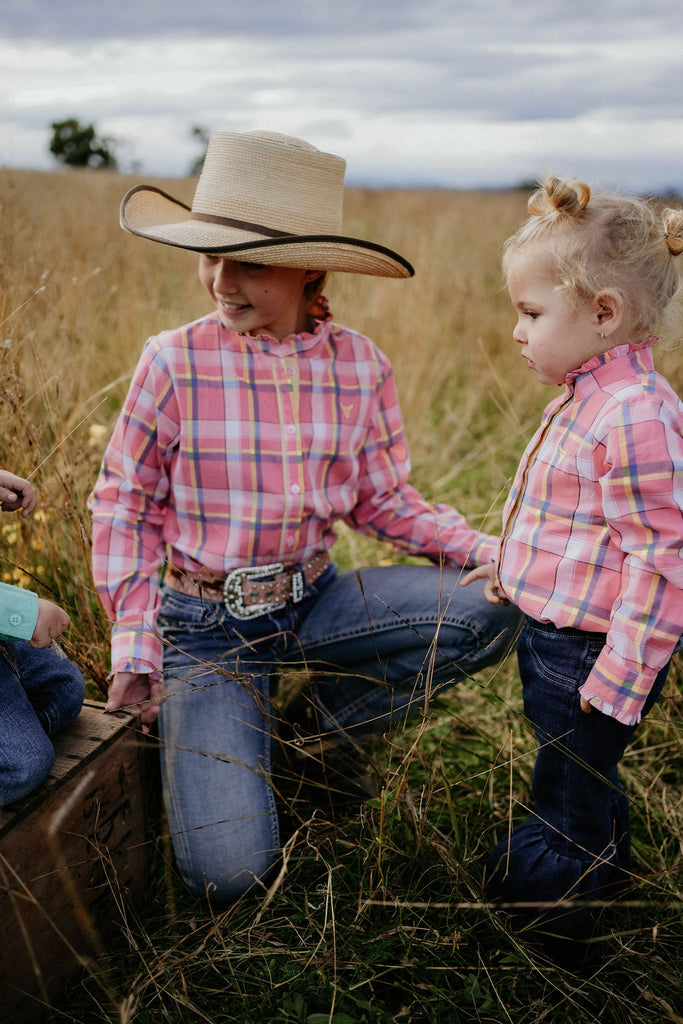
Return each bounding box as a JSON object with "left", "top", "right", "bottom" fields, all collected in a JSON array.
[
  {"left": 662, "top": 208, "right": 683, "bottom": 257},
  {"left": 528, "top": 176, "right": 591, "bottom": 218}
]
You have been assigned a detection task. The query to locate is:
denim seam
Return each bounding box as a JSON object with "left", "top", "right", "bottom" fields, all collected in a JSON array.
[{"left": 303, "top": 618, "right": 482, "bottom": 648}]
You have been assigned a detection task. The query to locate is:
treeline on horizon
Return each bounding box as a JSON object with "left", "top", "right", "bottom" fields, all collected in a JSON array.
[{"left": 29, "top": 115, "right": 682, "bottom": 200}]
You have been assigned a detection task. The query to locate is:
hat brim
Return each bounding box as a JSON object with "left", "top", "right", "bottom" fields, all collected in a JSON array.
[{"left": 120, "top": 185, "right": 414, "bottom": 278}]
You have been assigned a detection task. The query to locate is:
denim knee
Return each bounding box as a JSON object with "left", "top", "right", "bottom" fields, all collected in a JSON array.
[
  {"left": 6, "top": 641, "right": 85, "bottom": 737},
  {"left": 34, "top": 654, "right": 85, "bottom": 736},
  {"left": 176, "top": 842, "right": 277, "bottom": 904},
  {"left": 0, "top": 733, "right": 55, "bottom": 805}
]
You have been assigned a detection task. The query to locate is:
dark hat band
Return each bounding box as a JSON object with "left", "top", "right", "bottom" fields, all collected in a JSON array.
[{"left": 190, "top": 211, "right": 292, "bottom": 238}]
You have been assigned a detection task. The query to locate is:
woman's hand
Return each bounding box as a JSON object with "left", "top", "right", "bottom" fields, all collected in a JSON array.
[
  {"left": 460, "top": 562, "right": 510, "bottom": 605},
  {"left": 105, "top": 671, "right": 166, "bottom": 733}
]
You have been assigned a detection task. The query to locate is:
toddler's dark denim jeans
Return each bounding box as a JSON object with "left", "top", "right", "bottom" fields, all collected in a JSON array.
[{"left": 486, "top": 617, "right": 676, "bottom": 962}]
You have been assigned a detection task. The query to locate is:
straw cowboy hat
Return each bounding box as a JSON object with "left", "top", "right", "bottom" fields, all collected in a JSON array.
[{"left": 120, "top": 130, "right": 414, "bottom": 278}]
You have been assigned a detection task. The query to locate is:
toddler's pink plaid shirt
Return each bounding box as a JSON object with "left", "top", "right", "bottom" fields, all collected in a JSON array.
[
  {"left": 498, "top": 341, "right": 683, "bottom": 725},
  {"left": 90, "top": 314, "right": 497, "bottom": 675}
]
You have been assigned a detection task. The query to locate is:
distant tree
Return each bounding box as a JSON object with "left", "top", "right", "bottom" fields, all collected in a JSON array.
[
  {"left": 189, "top": 126, "right": 210, "bottom": 176},
  {"left": 49, "top": 118, "right": 118, "bottom": 169}
]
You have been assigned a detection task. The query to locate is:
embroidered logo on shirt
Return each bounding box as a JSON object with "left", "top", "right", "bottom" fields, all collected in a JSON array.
[{"left": 340, "top": 402, "right": 354, "bottom": 419}]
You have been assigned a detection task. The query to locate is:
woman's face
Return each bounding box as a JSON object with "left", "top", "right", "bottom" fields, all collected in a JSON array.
[{"left": 198, "top": 256, "right": 319, "bottom": 340}]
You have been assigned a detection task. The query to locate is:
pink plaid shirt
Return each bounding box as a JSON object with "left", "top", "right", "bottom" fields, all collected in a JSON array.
[
  {"left": 497, "top": 340, "right": 683, "bottom": 725},
  {"left": 89, "top": 313, "right": 497, "bottom": 675}
]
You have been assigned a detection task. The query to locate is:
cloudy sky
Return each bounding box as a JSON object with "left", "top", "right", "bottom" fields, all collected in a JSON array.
[{"left": 1, "top": 0, "right": 681, "bottom": 192}]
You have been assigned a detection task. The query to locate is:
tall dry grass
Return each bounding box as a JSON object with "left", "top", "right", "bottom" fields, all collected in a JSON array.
[{"left": 0, "top": 168, "right": 681, "bottom": 1023}]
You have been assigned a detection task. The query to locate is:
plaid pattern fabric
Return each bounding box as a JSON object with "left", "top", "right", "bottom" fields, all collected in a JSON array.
[
  {"left": 498, "top": 341, "right": 683, "bottom": 724},
  {"left": 90, "top": 313, "right": 497, "bottom": 674}
]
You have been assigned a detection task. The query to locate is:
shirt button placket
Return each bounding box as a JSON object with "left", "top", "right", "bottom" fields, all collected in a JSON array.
[{"left": 282, "top": 360, "right": 303, "bottom": 551}]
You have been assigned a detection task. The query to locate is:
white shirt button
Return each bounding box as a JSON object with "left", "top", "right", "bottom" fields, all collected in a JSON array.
[
  {"left": 291, "top": 484, "right": 301, "bottom": 494},
  {"left": 9, "top": 613, "right": 22, "bottom": 626},
  {"left": 287, "top": 424, "right": 296, "bottom": 435}
]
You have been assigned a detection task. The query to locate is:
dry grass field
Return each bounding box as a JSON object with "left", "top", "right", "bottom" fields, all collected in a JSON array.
[{"left": 1, "top": 167, "right": 681, "bottom": 1023}]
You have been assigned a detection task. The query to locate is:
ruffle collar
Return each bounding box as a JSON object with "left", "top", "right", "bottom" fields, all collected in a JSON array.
[{"left": 564, "top": 336, "right": 659, "bottom": 385}]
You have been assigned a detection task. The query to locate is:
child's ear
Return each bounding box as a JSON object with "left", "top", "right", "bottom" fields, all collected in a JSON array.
[{"left": 591, "top": 290, "right": 624, "bottom": 334}]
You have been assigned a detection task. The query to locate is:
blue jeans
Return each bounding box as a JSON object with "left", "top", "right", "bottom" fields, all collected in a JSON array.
[
  {"left": 0, "top": 640, "right": 85, "bottom": 805},
  {"left": 156, "top": 562, "right": 522, "bottom": 902},
  {"left": 486, "top": 617, "right": 674, "bottom": 956}
]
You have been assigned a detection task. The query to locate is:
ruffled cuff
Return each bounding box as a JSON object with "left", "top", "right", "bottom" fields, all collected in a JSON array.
[
  {"left": 578, "top": 644, "right": 659, "bottom": 726},
  {"left": 578, "top": 686, "right": 641, "bottom": 726}
]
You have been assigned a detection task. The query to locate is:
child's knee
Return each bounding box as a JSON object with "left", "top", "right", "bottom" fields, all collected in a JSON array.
[
  {"left": 0, "top": 737, "right": 55, "bottom": 805},
  {"left": 60, "top": 660, "right": 86, "bottom": 724},
  {"left": 37, "top": 656, "right": 85, "bottom": 736}
]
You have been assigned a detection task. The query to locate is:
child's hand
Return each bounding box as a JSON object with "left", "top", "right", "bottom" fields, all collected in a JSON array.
[
  {"left": 460, "top": 562, "right": 510, "bottom": 605},
  {"left": 0, "top": 471, "right": 37, "bottom": 516},
  {"left": 105, "top": 671, "right": 166, "bottom": 734},
  {"left": 31, "top": 598, "right": 70, "bottom": 648}
]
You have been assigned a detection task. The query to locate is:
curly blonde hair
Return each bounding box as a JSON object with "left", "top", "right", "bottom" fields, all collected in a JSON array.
[{"left": 502, "top": 176, "right": 683, "bottom": 338}]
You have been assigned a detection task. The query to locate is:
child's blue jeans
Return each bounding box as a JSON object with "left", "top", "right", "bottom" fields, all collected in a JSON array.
[
  {"left": 0, "top": 640, "right": 85, "bottom": 805},
  {"left": 156, "top": 562, "right": 522, "bottom": 903},
  {"left": 486, "top": 617, "right": 676, "bottom": 958}
]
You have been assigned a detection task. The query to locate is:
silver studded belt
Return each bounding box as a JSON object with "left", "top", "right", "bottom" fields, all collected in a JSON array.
[{"left": 165, "top": 551, "right": 331, "bottom": 619}]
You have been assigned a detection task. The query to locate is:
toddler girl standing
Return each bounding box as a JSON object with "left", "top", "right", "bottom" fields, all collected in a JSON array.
[
  {"left": 89, "top": 130, "right": 520, "bottom": 903},
  {"left": 464, "top": 177, "right": 683, "bottom": 961}
]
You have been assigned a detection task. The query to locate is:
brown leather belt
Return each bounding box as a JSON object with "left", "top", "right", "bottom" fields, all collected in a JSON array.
[{"left": 165, "top": 551, "right": 331, "bottom": 620}]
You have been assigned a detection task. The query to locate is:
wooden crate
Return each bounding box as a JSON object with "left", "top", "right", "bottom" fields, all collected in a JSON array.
[{"left": 0, "top": 699, "right": 155, "bottom": 1022}]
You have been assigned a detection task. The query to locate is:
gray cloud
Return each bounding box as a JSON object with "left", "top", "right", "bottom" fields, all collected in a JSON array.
[
  {"left": 0, "top": 0, "right": 681, "bottom": 189},
  {"left": 4, "top": 0, "right": 426, "bottom": 42},
  {"left": 4, "top": 0, "right": 680, "bottom": 45}
]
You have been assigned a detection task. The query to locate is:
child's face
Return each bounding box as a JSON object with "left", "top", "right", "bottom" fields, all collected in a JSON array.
[
  {"left": 199, "top": 256, "right": 318, "bottom": 340},
  {"left": 507, "top": 255, "right": 604, "bottom": 386}
]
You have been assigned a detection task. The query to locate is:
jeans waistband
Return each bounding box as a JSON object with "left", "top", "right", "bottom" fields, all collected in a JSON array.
[{"left": 524, "top": 616, "right": 607, "bottom": 643}]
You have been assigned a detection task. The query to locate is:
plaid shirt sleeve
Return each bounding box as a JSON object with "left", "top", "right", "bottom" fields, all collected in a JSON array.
[
  {"left": 579, "top": 390, "right": 683, "bottom": 723},
  {"left": 88, "top": 337, "right": 174, "bottom": 675},
  {"left": 346, "top": 360, "right": 498, "bottom": 568}
]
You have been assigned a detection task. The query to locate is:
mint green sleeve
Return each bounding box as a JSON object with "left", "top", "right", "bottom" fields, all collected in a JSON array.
[{"left": 0, "top": 582, "right": 39, "bottom": 642}]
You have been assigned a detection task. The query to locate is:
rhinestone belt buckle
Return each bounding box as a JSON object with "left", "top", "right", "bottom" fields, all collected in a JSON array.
[{"left": 223, "top": 562, "right": 299, "bottom": 620}]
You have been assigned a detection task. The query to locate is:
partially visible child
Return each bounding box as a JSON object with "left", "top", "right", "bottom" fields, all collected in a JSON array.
[
  {"left": 0, "top": 469, "right": 84, "bottom": 805},
  {"left": 463, "top": 177, "right": 683, "bottom": 961}
]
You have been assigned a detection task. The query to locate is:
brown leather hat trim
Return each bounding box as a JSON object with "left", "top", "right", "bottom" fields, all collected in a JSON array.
[{"left": 190, "top": 211, "right": 291, "bottom": 238}]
